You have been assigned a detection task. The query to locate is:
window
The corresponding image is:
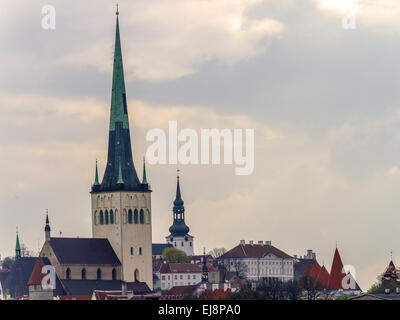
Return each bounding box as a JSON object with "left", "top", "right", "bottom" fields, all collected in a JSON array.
[
  {"left": 81, "top": 268, "right": 86, "bottom": 280},
  {"left": 193, "top": 275, "right": 196, "bottom": 279},
  {"left": 130, "top": 247, "right": 134, "bottom": 255},
  {"left": 97, "top": 268, "right": 102, "bottom": 280},
  {"left": 134, "top": 209, "right": 138, "bottom": 224},
  {"left": 180, "top": 275, "right": 183, "bottom": 280},
  {"left": 162, "top": 276, "right": 166, "bottom": 280},
  {"left": 181, "top": 242, "right": 184, "bottom": 247},
  {"left": 139, "top": 209, "right": 144, "bottom": 224},
  {"left": 105, "top": 210, "right": 109, "bottom": 224},
  {"left": 110, "top": 210, "right": 114, "bottom": 224},
  {"left": 100, "top": 211, "right": 104, "bottom": 225},
  {"left": 139, "top": 247, "right": 142, "bottom": 255},
  {"left": 128, "top": 209, "right": 133, "bottom": 224},
  {"left": 188, "top": 275, "right": 190, "bottom": 279},
  {"left": 190, "top": 242, "right": 192, "bottom": 247},
  {"left": 66, "top": 268, "right": 71, "bottom": 280},
  {"left": 112, "top": 268, "right": 117, "bottom": 281},
  {"left": 174, "top": 275, "right": 178, "bottom": 280}
]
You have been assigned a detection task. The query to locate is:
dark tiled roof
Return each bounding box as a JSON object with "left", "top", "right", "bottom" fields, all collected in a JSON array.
[
  {"left": 220, "top": 244, "right": 292, "bottom": 259},
  {"left": 159, "top": 262, "right": 202, "bottom": 274},
  {"left": 152, "top": 243, "right": 172, "bottom": 256},
  {"left": 2, "top": 257, "right": 37, "bottom": 298},
  {"left": 165, "top": 284, "right": 199, "bottom": 297},
  {"left": 126, "top": 281, "right": 152, "bottom": 294},
  {"left": 49, "top": 238, "right": 121, "bottom": 266}
]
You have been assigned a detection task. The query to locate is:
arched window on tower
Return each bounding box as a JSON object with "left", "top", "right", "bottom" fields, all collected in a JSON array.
[
  {"left": 112, "top": 268, "right": 117, "bottom": 281},
  {"left": 66, "top": 268, "right": 71, "bottom": 280},
  {"left": 105, "top": 210, "right": 109, "bottom": 224},
  {"left": 97, "top": 268, "right": 102, "bottom": 280},
  {"left": 139, "top": 209, "right": 144, "bottom": 224},
  {"left": 100, "top": 211, "right": 104, "bottom": 225},
  {"left": 110, "top": 210, "right": 114, "bottom": 224},
  {"left": 128, "top": 209, "right": 133, "bottom": 224},
  {"left": 134, "top": 269, "right": 140, "bottom": 282},
  {"left": 81, "top": 268, "right": 86, "bottom": 280},
  {"left": 134, "top": 209, "right": 138, "bottom": 224}
]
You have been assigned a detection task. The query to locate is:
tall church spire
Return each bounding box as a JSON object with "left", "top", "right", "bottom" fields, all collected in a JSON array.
[
  {"left": 169, "top": 171, "right": 190, "bottom": 236},
  {"left": 142, "top": 157, "right": 148, "bottom": 185},
  {"left": 92, "top": 11, "right": 147, "bottom": 193}
]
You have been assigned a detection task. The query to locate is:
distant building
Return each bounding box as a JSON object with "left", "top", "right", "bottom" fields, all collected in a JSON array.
[
  {"left": 152, "top": 243, "right": 173, "bottom": 259},
  {"left": 219, "top": 240, "right": 295, "bottom": 283},
  {"left": 166, "top": 174, "right": 194, "bottom": 256}
]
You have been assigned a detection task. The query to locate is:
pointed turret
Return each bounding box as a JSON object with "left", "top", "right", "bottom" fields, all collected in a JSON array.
[
  {"left": 15, "top": 232, "right": 21, "bottom": 260},
  {"left": 94, "top": 160, "right": 100, "bottom": 186},
  {"left": 44, "top": 212, "right": 51, "bottom": 242},
  {"left": 202, "top": 248, "right": 209, "bottom": 283},
  {"left": 328, "top": 248, "right": 346, "bottom": 290},
  {"left": 168, "top": 172, "right": 190, "bottom": 237},
  {"left": 142, "top": 158, "right": 148, "bottom": 185},
  {"left": 91, "top": 12, "right": 145, "bottom": 193}
]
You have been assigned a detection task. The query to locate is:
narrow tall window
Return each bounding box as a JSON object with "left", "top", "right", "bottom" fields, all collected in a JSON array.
[
  {"left": 105, "top": 210, "right": 109, "bottom": 225},
  {"left": 97, "top": 268, "right": 102, "bottom": 280},
  {"left": 139, "top": 209, "right": 144, "bottom": 224},
  {"left": 139, "top": 247, "right": 142, "bottom": 255},
  {"left": 110, "top": 210, "right": 114, "bottom": 224},
  {"left": 66, "top": 268, "right": 71, "bottom": 280},
  {"left": 100, "top": 211, "right": 104, "bottom": 225},
  {"left": 112, "top": 268, "right": 117, "bottom": 281},
  {"left": 128, "top": 209, "right": 133, "bottom": 224},
  {"left": 81, "top": 268, "right": 86, "bottom": 280},
  {"left": 134, "top": 209, "right": 138, "bottom": 224}
]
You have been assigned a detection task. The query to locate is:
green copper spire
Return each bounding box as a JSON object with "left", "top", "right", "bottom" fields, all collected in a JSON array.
[
  {"left": 15, "top": 231, "right": 21, "bottom": 259},
  {"left": 142, "top": 157, "right": 148, "bottom": 185},
  {"left": 94, "top": 160, "right": 100, "bottom": 186},
  {"left": 117, "top": 158, "right": 124, "bottom": 184},
  {"left": 109, "top": 14, "right": 129, "bottom": 131}
]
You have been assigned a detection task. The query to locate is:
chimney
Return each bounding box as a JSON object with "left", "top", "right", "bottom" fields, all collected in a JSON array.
[
  {"left": 258, "top": 241, "right": 263, "bottom": 245},
  {"left": 240, "top": 240, "right": 245, "bottom": 245},
  {"left": 385, "top": 289, "right": 390, "bottom": 295},
  {"left": 306, "top": 250, "right": 313, "bottom": 259},
  {"left": 293, "top": 255, "right": 297, "bottom": 259},
  {"left": 249, "top": 240, "right": 254, "bottom": 245},
  {"left": 312, "top": 252, "right": 316, "bottom": 260},
  {"left": 265, "top": 241, "right": 271, "bottom": 246}
]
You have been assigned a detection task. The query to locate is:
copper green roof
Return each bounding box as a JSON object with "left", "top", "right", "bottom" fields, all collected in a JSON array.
[
  {"left": 142, "top": 159, "right": 148, "bottom": 185},
  {"left": 91, "top": 13, "right": 149, "bottom": 193}
]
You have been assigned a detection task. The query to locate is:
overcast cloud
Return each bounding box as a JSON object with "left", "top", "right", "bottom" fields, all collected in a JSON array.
[{"left": 1, "top": 0, "right": 400, "bottom": 290}]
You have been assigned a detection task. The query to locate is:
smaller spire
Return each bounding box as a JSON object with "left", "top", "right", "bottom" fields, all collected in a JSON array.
[
  {"left": 94, "top": 159, "right": 100, "bottom": 186},
  {"left": 117, "top": 157, "right": 124, "bottom": 184},
  {"left": 202, "top": 247, "right": 209, "bottom": 283},
  {"left": 142, "top": 157, "right": 148, "bottom": 185},
  {"left": 15, "top": 229, "right": 21, "bottom": 259}
]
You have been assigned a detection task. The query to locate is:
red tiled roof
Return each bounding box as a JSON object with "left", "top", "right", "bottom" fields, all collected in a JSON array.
[
  {"left": 314, "top": 265, "right": 330, "bottom": 289},
  {"left": 159, "top": 262, "right": 202, "bottom": 274},
  {"left": 27, "top": 257, "right": 45, "bottom": 286},
  {"left": 165, "top": 285, "right": 200, "bottom": 297},
  {"left": 328, "top": 248, "right": 346, "bottom": 290},
  {"left": 220, "top": 244, "right": 292, "bottom": 259}
]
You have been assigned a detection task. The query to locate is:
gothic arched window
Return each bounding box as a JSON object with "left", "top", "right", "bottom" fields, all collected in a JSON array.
[
  {"left": 81, "top": 268, "right": 86, "bottom": 280},
  {"left": 139, "top": 209, "right": 144, "bottom": 224},
  {"left": 128, "top": 209, "right": 133, "bottom": 224},
  {"left": 105, "top": 210, "right": 109, "bottom": 225},
  {"left": 110, "top": 210, "right": 114, "bottom": 224},
  {"left": 100, "top": 211, "right": 104, "bottom": 225},
  {"left": 112, "top": 268, "right": 117, "bottom": 281},
  {"left": 134, "top": 209, "right": 138, "bottom": 224}
]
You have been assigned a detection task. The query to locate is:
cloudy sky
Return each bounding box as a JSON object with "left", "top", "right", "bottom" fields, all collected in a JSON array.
[{"left": 2, "top": 0, "right": 400, "bottom": 290}]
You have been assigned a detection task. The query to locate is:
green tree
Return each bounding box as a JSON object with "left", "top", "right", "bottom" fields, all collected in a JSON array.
[
  {"left": 162, "top": 247, "right": 189, "bottom": 263},
  {"left": 2, "top": 257, "right": 15, "bottom": 270}
]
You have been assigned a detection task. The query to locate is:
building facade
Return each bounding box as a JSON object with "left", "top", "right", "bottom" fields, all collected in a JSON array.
[{"left": 219, "top": 240, "right": 295, "bottom": 283}]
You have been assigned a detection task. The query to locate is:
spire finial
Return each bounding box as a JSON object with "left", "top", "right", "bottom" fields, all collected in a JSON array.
[
  {"left": 94, "top": 159, "right": 100, "bottom": 186},
  {"left": 116, "top": 3, "right": 119, "bottom": 15},
  {"left": 177, "top": 167, "right": 180, "bottom": 180}
]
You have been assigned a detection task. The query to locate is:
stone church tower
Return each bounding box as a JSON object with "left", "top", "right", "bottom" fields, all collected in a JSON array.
[{"left": 90, "top": 12, "right": 152, "bottom": 289}]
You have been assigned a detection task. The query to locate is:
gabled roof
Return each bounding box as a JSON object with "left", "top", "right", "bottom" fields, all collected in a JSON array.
[
  {"left": 220, "top": 243, "right": 292, "bottom": 259},
  {"left": 165, "top": 284, "right": 200, "bottom": 297},
  {"left": 160, "top": 262, "right": 202, "bottom": 274},
  {"left": 2, "top": 257, "right": 37, "bottom": 298},
  {"left": 152, "top": 243, "right": 172, "bottom": 256},
  {"left": 314, "top": 265, "right": 330, "bottom": 290},
  {"left": 328, "top": 248, "right": 346, "bottom": 290},
  {"left": 49, "top": 238, "right": 121, "bottom": 266}
]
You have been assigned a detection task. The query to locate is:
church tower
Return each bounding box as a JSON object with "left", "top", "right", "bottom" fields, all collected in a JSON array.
[
  {"left": 90, "top": 10, "right": 152, "bottom": 289},
  {"left": 166, "top": 172, "right": 194, "bottom": 256}
]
